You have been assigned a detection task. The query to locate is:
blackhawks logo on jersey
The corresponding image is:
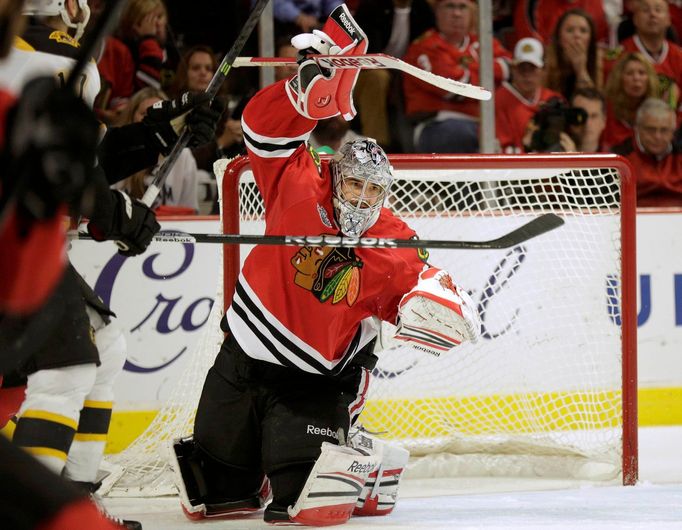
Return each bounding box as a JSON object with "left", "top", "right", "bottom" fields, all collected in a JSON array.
[{"left": 291, "top": 243, "right": 363, "bottom": 306}]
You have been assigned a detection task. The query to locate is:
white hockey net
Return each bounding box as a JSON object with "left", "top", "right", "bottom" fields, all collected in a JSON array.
[{"left": 103, "top": 154, "right": 637, "bottom": 497}]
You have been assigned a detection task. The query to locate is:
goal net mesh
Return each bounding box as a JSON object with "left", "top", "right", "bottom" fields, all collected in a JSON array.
[{"left": 103, "top": 155, "right": 634, "bottom": 497}]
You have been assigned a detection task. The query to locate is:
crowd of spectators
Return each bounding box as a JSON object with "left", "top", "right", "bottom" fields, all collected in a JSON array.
[{"left": 90, "top": 0, "right": 682, "bottom": 211}]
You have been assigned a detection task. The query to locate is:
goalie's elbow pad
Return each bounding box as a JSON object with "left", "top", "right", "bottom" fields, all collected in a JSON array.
[{"left": 395, "top": 267, "right": 481, "bottom": 356}]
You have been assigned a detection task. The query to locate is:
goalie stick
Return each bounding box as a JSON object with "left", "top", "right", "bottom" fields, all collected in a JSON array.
[
  {"left": 233, "top": 54, "right": 491, "bottom": 101},
  {"left": 74, "top": 213, "right": 564, "bottom": 250}
]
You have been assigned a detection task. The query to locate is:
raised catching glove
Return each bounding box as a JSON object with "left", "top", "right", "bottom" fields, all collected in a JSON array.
[
  {"left": 87, "top": 190, "right": 160, "bottom": 257},
  {"left": 3, "top": 76, "right": 100, "bottom": 222},
  {"left": 287, "top": 4, "right": 366, "bottom": 120},
  {"left": 394, "top": 267, "right": 481, "bottom": 356},
  {"left": 142, "top": 92, "right": 224, "bottom": 155}
]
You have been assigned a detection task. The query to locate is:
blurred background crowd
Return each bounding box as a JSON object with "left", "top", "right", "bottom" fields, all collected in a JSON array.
[{"left": 88, "top": 0, "right": 682, "bottom": 210}]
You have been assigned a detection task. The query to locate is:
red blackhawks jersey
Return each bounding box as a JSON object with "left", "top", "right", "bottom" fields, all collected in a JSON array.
[
  {"left": 495, "top": 82, "right": 563, "bottom": 153},
  {"left": 616, "top": 36, "right": 682, "bottom": 108},
  {"left": 613, "top": 136, "right": 682, "bottom": 206},
  {"left": 513, "top": 0, "right": 609, "bottom": 45},
  {"left": 602, "top": 103, "right": 634, "bottom": 151},
  {"left": 0, "top": 23, "right": 100, "bottom": 107},
  {"left": 227, "top": 81, "right": 428, "bottom": 375},
  {"left": 403, "top": 30, "right": 511, "bottom": 118}
]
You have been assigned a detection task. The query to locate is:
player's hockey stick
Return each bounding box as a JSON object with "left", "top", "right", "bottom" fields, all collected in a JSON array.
[
  {"left": 139, "top": 0, "right": 270, "bottom": 208},
  {"left": 75, "top": 213, "right": 564, "bottom": 249},
  {"left": 233, "top": 54, "right": 491, "bottom": 101}
]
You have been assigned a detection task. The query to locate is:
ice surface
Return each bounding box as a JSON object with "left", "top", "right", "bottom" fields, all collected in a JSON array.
[{"left": 103, "top": 426, "right": 682, "bottom": 529}]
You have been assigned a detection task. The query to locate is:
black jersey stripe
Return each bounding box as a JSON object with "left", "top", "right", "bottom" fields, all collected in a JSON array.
[
  {"left": 235, "top": 281, "right": 365, "bottom": 376},
  {"left": 242, "top": 128, "right": 304, "bottom": 153},
  {"left": 234, "top": 282, "right": 332, "bottom": 374},
  {"left": 230, "top": 299, "right": 300, "bottom": 371}
]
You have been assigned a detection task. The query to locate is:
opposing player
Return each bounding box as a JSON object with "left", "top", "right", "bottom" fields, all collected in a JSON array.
[
  {"left": 0, "top": 2, "right": 218, "bottom": 529},
  {"left": 0, "top": 1, "right": 123, "bottom": 529},
  {"left": 170, "top": 4, "right": 480, "bottom": 526}
]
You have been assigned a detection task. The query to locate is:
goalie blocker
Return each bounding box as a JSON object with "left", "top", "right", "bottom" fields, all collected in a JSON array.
[{"left": 287, "top": 4, "right": 368, "bottom": 120}]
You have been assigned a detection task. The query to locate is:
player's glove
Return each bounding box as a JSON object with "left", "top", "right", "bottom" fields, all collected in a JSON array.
[
  {"left": 142, "top": 92, "right": 224, "bottom": 155},
  {"left": 87, "top": 190, "right": 160, "bottom": 257},
  {"left": 394, "top": 267, "right": 481, "bottom": 357},
  {"left": 2, "top": 76, "right": 100, "bottom": 223},
  {"left": 287, "top": 4, "right": 367, "bottom": 120}
]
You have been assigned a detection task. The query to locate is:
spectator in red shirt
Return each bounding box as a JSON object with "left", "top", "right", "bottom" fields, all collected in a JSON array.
[
  {"left": 612, "top": 97, "right": 682, "bottom": 206},
  {"left": 603, "top": 51, "right": 660, "bottom": 149},
  {"left": 403, "top": 0, "right": 511, "bottom": 153},
  {"left": 495, "top": 37, "right": 563, "bottom": 153},
  {"left": 544, "top": 8, "right": 604, "bottom": 100},
  {"left": 611, "top": 0, "right": 682, "bottom": 110},
  {"left": 513, "top": 0, "right": 610, "bottom": 45},
  {"left": 95, "top": 0, "right": 171, "bottom": 125}
]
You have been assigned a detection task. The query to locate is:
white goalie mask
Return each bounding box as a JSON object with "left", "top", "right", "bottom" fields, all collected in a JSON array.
[
  {"left": 23, "top": 0, "right": 91, "bottom": 41},
  {"left": 330, "top": 139, "right": 393, "bottom": 237}
]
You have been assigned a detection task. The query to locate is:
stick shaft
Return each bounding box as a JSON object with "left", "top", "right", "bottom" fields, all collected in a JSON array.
[
  {"left": 233, "top": 53, "right": 491, "bottom": 100},
  {"left": 76, "top": 214, "right": 563, "bottom": 250},
  {"left": 140, "top": 0, "right": 270, "bottom": 207}
]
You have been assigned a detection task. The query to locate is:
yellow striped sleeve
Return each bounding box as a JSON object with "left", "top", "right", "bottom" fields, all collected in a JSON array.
[{"left": 21, "top": 410, "right": 78, "bottom": 431}]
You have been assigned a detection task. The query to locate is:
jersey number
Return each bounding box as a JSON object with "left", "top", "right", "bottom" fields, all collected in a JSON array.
[{"left": 57, "top": 71, "right": 87, "bottom": 99}]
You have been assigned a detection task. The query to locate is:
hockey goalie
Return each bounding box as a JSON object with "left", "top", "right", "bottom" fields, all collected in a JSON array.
[{"left": 169, "top": 3, "right": 481, "bottom": 526}]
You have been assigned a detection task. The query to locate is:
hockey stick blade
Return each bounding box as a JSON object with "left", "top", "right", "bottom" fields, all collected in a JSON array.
[
  {"left": 233, "top": 54, "right": 491, "bottom": 101},
  {"left": 73, "top": 214, "right": 564, "bottom": 250}
]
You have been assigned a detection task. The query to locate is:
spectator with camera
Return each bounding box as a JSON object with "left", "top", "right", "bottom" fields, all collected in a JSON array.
[
  {"left": 612, "top": 98, "right": 682, "bottom": 206},
  {"left": 566, "top": 87, "right": 607, "bottom": 152},
  {"left": 602, "top": 52, "right": 661, "bottom": 150},
  {"left": 523, "top": 97, "right": 587, "bottom": 152},
  {"left": 496, "top": 38, "right": 564, "bottom": 153}
]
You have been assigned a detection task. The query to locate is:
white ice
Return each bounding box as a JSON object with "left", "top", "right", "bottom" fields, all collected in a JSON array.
[{"left": 103, "top": 426, "right": 682, "bottom": 529}]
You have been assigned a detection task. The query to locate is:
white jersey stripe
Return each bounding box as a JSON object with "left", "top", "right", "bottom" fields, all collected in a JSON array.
[
  {"left": 227, "top": 275, "right": 352, "bottom": 374},
  {"left": 241, "top": 118, "right": 311, "bottom": 147}
]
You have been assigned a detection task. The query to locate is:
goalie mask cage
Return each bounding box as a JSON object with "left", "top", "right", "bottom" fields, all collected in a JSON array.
[{"left": 103, "top": 153, "right": 637, "bottom": 497}]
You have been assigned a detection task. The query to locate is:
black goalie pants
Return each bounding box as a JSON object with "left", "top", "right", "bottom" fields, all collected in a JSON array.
[{"left": 193, "top": 333, "right": 368, "bottom": 507}]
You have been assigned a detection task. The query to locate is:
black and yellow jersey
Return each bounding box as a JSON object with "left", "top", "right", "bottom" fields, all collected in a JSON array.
[{"left": 0, "top": 21, "right": 100, "bottom": 108}]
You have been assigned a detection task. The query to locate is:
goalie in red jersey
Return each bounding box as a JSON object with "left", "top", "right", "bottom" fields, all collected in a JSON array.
[{"left": 170, "top": 4, "right": 481, "bottom": 527}]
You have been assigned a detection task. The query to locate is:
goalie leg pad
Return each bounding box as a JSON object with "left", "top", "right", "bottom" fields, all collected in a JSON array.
[
  {"left": 169, "top": 436, "right": 266, "bottom": 520},
  {"left": 349, "top": 429, "right": 410, "bottom": 516},
  {"left": 283, "top": 442, "right": 378, "bottom": 526}
]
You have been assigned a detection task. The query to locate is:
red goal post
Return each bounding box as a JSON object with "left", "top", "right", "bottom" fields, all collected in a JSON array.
[{"left": 220, "top": 153, "right": 637, "bottom": 485}]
